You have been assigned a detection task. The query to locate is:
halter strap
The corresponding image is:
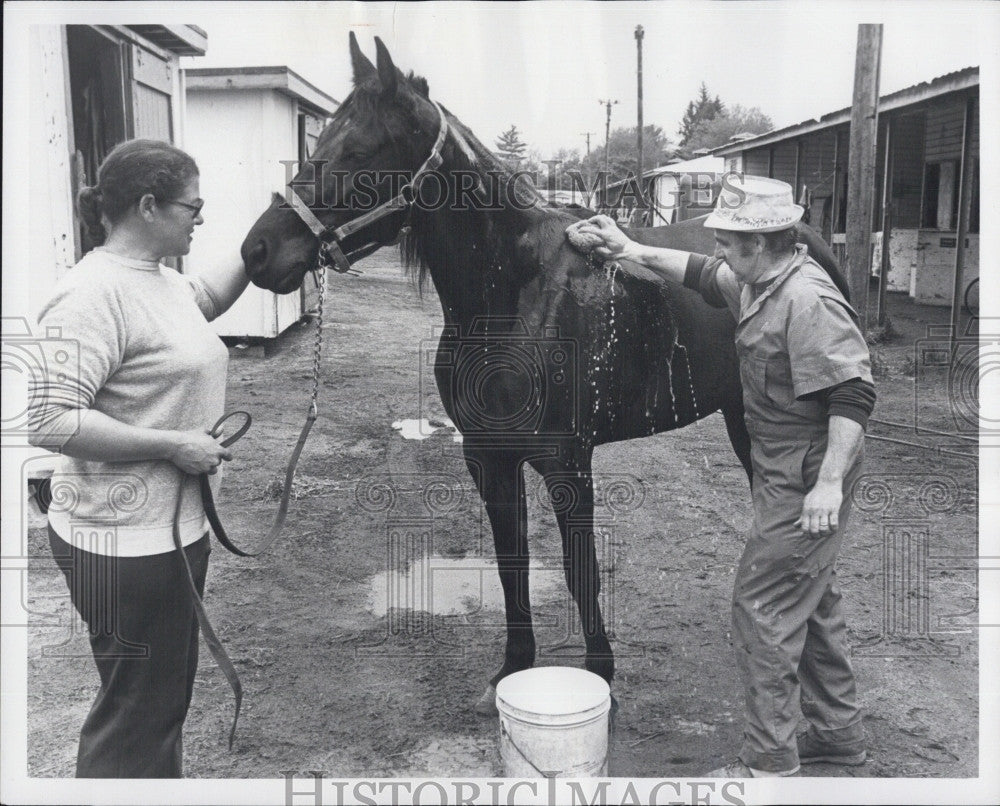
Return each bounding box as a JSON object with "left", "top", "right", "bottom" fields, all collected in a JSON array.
[{"left": 285, "top": 101, "right": 449, "bottom": 274}]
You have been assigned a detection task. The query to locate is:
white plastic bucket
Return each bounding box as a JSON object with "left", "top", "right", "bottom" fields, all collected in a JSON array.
[{"left": 495, "top": 666, "right": 611, "bottom": 778}]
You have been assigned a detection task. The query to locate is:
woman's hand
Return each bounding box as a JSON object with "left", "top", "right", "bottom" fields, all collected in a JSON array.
[
  {"left": 167, "top": 429, "right": 233, "bottom": 475},
  {"left": 566, "top": 215, "right": 635, "bottom": 261}
]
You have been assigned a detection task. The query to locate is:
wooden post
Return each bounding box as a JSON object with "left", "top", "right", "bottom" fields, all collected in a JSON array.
[
  {"left": 845, "top": 23, "right": 882, "bottom": 325},
  {"left": 635, "top": 25, "right": 644, "bottom": 202},
  {"left": 877, "top": 117, "right": 893, "bottom": 326},
  {"left": 794, "top": 138, "right": 802, "bottom": 201},
  {"left": 949, "top": 93, "right": 976, "bottom": 340},
  {"left": 830, "top": 129, "right": 841, "bottom": 241}
]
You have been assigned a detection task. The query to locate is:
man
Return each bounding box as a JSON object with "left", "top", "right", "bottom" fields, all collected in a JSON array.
[{"left": 567, "top": 176, "right": 875, "bottom": 778}]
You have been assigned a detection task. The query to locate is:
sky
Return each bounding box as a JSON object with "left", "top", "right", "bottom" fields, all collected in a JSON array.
[
  {"left": 10, "top": 0, "right": 996, "bottom": 159},
  {"left": 165, "top": 0, "right": 997, "bottom": 158}
]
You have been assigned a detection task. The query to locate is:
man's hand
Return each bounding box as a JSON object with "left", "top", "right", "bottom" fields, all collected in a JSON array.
[
  {"left": 794, "top": 416, "right": 864, "bottom": 537},
  {"left": 566, "top": 215, "right": 634, "bottom": 261},
  {"left": 795, "top": 478, "right": 842, "bottom": 536}
]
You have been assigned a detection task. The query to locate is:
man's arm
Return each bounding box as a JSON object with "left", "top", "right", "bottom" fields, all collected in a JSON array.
[
  {"left": 795, "top": 415, "right": 865, "bottom": 536},
  {"left": 566, "top": 216, "right": 735, "bottom": 311},
  {"left": 566, "top": 215, "right": 690, "bottom": 283}
]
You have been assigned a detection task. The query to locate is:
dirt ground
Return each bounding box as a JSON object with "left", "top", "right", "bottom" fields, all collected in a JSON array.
[{"left": 26, "top": 250, "right": 979, "bottom": 780}]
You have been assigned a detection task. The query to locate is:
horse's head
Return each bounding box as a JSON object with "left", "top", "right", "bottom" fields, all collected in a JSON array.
[{"left": 241, "top": 34, "right": 443, "bottom": 293}]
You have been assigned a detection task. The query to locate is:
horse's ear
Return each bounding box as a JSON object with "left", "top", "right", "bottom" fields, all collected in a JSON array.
[
  {"left": 349, "top": 31, "right": 376, "bottom": 84},
  {"left": 374, "top": 36, "right": 398, "bottom": 97}
]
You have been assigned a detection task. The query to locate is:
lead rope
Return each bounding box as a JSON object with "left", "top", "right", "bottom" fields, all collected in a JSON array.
[{"left": 173, "top": 263, "right": 328, "bottom": 748}]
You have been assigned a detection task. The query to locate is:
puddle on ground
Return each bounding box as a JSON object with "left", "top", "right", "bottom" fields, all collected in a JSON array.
[
  {"left": 369, "top": 556, "right": 565, "bottom": 617},
  {"left": 392, "top": 418, "right": 463, "bottom": 443}
]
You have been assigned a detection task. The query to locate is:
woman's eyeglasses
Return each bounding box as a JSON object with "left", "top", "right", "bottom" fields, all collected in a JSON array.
[{"left": 168, "top": 199, "right": 205, "bottom": 218}]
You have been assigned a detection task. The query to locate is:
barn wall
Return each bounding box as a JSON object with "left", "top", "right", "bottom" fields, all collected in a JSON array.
[
  {"left": 798, "top": 131, "right": 837, "bottom": 196},
  {"left": 262, "top": 90, "right": 303, "bottom": 335},
  {"left": 743, "top": 149, "right": 770, "bottom": 176},
  {"left": 28, "top": 26, "right": 77, "bottom": 322},
  {"left": 913, "top": 92, "right": 979, "bottom": 306},
  {"left": 770, "top": 142, "right": 797, "bottom": 184},
  {"left": 924, "top": 98, "right": 979, "bottom": 162},
  {"left": 185, "top": 87, "right": 304, "bottom": 337},
  {"left": 889, "top": 113, "right": 925, "bottom": 229}
]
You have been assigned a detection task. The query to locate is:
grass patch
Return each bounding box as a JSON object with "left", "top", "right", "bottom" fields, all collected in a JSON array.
[
  {"left": 249, "top": 474, "right": 349, "bottom": 501},
  {"left": 866, "top": 317, "right": 896, "bottom": 346}
]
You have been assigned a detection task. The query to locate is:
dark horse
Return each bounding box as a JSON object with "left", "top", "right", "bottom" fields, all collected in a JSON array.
[{"left": 241, "top": 35, "right": 848, "bottom": 712}]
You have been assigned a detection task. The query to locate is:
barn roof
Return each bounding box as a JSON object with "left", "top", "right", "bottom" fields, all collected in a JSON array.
[
  {"left": 711, "top": 66, "right": 979, "bottom": 155},
  {"left": 601, "top": 154, "right": 725, "bottom": 192},
  {"left": 184, "top": 66, "right": 339, "bottom": 116},
  {"left": 126, "top": 25, "right": 208, "bottom": 56}
]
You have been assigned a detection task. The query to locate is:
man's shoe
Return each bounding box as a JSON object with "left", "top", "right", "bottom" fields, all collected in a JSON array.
[
  {"left": 705, "top": 759, "right": 800, "bottom": 778},
  {"left": 796, "top": 729, "right": 867, "bottom": 766}
]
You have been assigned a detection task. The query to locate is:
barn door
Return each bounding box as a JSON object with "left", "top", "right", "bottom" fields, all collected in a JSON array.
[
  {"left": 127, "top": 42, "right": 180, "bottom": 270},
  {"left": 128, "top": 44, "right": 174, "bottom": 140},
  {"left": 66, "top": 25, "right": 129, "bottom": 257}
]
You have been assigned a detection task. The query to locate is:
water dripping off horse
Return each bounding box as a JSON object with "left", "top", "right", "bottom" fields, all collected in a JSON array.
[{"left": 240, "top": 34, "right": 848, "bottom": 713}]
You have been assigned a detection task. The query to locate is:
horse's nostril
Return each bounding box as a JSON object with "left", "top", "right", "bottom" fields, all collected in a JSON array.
[{"left": 243, "top": 239, "right": 267, "bottom": 274}]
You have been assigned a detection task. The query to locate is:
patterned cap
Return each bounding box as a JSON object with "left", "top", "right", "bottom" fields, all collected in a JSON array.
[{"left": 704, "top": 175, "right": 804, "bottom": 233}]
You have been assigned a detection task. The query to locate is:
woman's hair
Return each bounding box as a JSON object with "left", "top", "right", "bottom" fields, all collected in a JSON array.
[{"left": 77, "top": 139, "right": 199, "bottom": 244}]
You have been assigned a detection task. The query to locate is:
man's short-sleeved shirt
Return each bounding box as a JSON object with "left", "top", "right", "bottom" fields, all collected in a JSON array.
[{"left": 687, "top": 244, "right": 873, "bottom": 437}]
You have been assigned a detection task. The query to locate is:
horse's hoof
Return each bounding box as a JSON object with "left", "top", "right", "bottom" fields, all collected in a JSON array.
[{"left": 474, "top": 685, "right": 498, "bottom": 716}]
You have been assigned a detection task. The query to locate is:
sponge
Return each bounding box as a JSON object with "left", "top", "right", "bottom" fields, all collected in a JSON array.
[{"left": 566, "top": 226, "right": 606, "bottom": 254}]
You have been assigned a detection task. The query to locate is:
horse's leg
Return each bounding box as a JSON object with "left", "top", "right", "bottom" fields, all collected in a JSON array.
[
  {"left": 463, "top": 448, "right": 535, "bottom": 715},
  {"left": 531, "top": 451, "right": 614, "bottom": 684},
  {"left": 721, "top": 397, "right": 753, "bottom": 488}
]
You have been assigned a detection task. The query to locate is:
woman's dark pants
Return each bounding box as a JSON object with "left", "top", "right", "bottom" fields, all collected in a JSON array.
[{"left": 48, "top": 525, "right": 210, "bottom": 778}]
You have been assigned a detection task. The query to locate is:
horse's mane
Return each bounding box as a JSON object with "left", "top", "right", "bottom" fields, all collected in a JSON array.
[
  {"left": 385, "top": 79, "right": 547, "bottom": 293},
  {"left": 321, "top": 70, "right": 557, "bottom": 296}
]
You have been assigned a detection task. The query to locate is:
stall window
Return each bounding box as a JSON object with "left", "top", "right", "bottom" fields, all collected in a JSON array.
[{"left": 921, "top": 160, "right": 960, "bottom": 229}]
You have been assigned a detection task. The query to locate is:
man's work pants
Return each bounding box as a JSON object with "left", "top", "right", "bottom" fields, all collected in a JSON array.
[{"left": 733, "top": 433, "right": 865, "bottom": 772}]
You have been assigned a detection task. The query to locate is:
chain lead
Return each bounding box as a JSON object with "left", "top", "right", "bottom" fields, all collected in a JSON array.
[{"left": 309, "top": 264, "right": 326, "bottom": 418}]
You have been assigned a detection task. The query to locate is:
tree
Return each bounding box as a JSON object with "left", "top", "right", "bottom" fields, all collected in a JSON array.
[
  {"left": 495, "top": 125, "right": 528, "bottom": 168},
  {"left": 678, "top": 82, "right": 724, "bottom": 146},
  {"left": 685, "top": 104, "right": 774, "bottom": 152},
  {"left": 578, "top": 125, "right": 676, "bottom": 185}
]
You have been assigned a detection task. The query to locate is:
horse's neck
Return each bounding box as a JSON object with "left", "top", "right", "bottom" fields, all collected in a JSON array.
[{"left": 414, "top": 159, "right": 546, "bottom": 325}]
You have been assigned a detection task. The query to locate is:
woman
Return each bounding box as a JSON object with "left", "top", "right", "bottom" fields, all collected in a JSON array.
[{"left": 28, "top": 139, "right": 250, "bottom": 777}]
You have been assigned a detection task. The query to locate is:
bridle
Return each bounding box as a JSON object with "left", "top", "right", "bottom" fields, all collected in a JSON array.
[{"left": 285, "top": 100, "right": 450, "bottom": 276}]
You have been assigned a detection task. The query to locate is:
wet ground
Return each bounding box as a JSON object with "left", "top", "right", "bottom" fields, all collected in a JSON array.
[{"left": 26, "top": 251, "right": 980, "bottom": 780}]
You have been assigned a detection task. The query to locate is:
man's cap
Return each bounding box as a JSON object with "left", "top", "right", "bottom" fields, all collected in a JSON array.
[{"left": 704, "top": 175, "right": 804, "bottom": 233}]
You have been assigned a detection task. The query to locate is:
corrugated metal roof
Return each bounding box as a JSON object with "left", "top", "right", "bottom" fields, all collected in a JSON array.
[{"left": 712, "top": 66, "right": 978, "bottom": 155}]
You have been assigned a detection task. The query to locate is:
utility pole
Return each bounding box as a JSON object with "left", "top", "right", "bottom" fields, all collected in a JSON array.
[
  {"left": 598, "top": 98, "right": 619, "bottom": 176},
  {"left": 635, "top": 24, "right": 645, "bottom": 215},
  {"left": 845, "top": 23, "right": 882, "bottom": 329},
  {"left": 580, "top": 132, "right": 595, "bottom": 156}
]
